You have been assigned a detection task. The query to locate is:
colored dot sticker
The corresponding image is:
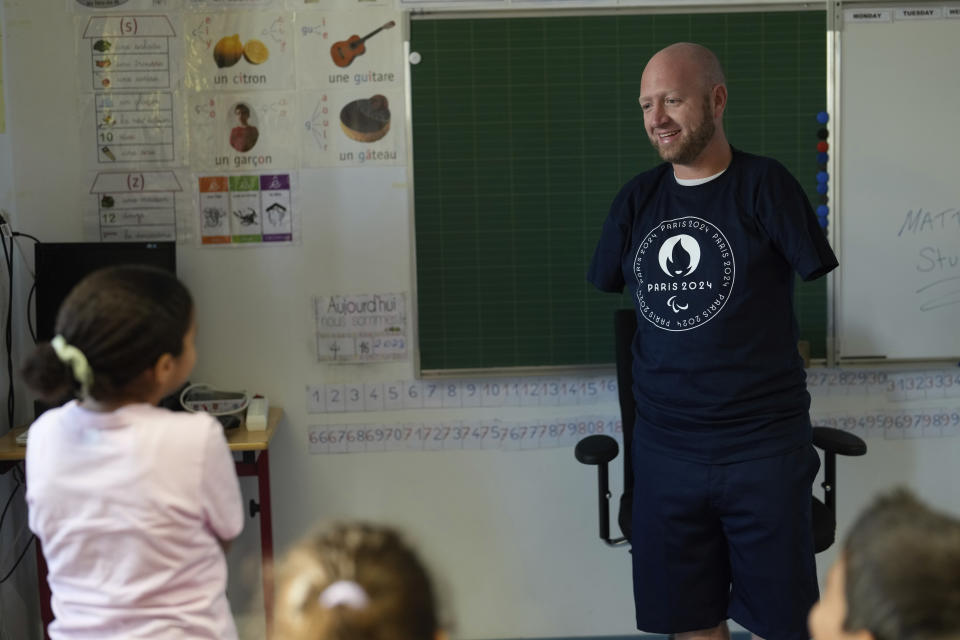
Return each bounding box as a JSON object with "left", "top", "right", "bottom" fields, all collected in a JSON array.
[
  {"left": 817, "top": 205, "right": 829, "bottom": 216},
  {"left": 817, "top": 141, "right": 829, "bottom": 153},
  {"left": 817, "top": 112, "right": 829, "bottom": 124},
  {"left": 816, "top": 183, "right": 829, "bottom": 195},
  {"left": 817, "top": 152, "right": 829, "bottom": 164},
  {"left": 817, "top": 128, "right": 829, "bottom": 140},
  {"left": 816, "top": 171, "right": 829, "bottom": 183}
]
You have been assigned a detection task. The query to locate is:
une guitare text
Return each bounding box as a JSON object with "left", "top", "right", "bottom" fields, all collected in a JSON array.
[{"left": 327, "top": 70, "right": 397, "bottom": 85}]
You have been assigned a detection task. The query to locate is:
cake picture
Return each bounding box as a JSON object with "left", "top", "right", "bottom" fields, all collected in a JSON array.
[{"left": 339, "top": 95, "right": 390, "bottom": 143}]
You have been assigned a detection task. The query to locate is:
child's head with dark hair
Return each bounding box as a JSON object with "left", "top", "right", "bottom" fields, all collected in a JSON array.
[
  {"left": 809, "top": 488, "right": 960, "bottom": 640},
  {"left": 274, "top": 522, "right": 444, "bottom": 640},
  {"left": 22, "top": 265, "right": 195, "bottom": 406}
]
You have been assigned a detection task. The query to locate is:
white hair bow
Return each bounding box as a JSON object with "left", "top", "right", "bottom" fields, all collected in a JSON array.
[{"left": 319, "top": 580, "right": 370, "bottom": 610}]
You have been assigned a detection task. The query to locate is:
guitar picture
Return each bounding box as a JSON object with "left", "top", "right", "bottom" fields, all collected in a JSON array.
[{"left": 330, "top": 20, "right": 396, "bottom": 68}]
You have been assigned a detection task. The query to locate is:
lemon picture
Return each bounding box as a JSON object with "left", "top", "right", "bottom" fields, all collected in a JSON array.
[
  {"left": 243, "top": 39, "right": 269, "bottom": 65},
  {"left": 213, "top": 34, "right": 243, "bottom": 68}
]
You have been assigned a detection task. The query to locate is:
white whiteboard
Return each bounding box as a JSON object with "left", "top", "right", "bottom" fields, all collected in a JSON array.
[{"left": 837, "top": 14, "right": 960, "bottom": 360}]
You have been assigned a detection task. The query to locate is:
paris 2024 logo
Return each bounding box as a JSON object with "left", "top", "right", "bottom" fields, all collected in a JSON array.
[{"left": 633, "top": 217, "right": 735, "bottom": 331}]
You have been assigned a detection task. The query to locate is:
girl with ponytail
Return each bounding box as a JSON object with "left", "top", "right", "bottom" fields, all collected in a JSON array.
[{"left": 21, "top": 265, "right": 243, "bottom": 640}]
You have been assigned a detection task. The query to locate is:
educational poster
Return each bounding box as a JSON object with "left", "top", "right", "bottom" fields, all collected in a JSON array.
[
  {"left": 81, "top": 91, "right": 187, "bottom": 166},
  {"left": 296, "top": 8, "right": 402, "bottom": 167},
  {"left": 79, "top": 15, "right": 180, "bottom": 92},
  {"left": 398, "top": 0, "right": 505, "bottom": 6},
  {"left": 77, "top": 15, "right": 185, "bottom": 170},
  {"left": 196, "top": 173, "right": 296, "bottom": 244},
  {"left": 189, "top": 92, "right": 297, "bottom": 171},
  {"left": 69, "top": 0, "right": 182, "bottom": 12},
  {"left": 307, "top": 374, "right": 619, "bottom": 412},
  {"left": 186, "top": 0, "right": 285, "bottom": 9},
  {"left": 296, "top": 0, "right": 391, "bottom": 9},
  {"left": 300, "top": 88, "right": 404, "bottom": 167},
  {"left": 86, "top": 170, "right": 186, "bottom": 241},
  {"left": 314, "top": 293, "right": 407, "bottom": 362},
  {"left": 184, "top": 12, "right": 294, "bottom": 91},
  {"left": 303, "top": 366, "right": 960, "bottom": 454},
  {"left": 309, "top": 416, "right": 620, "bottom": 454},
  {"left": 296, "top": 9, "right": 401, "bottom": 91}
]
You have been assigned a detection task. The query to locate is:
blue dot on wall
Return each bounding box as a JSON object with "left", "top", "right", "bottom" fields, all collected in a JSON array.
[
  {"left": 816, "top": 183, "right": 829, "bottom": 194},
  {"left": 817, "top": 111, "right": 829, "bottom": 124},
  {"left": 817, "top": 205, "right": 829, "bottom": 217},
  {"left": 817, "top": 152, "right": 829, "bottom": 164},
  {"left": 816, "top": 171, "right": 829, "bottom": 183}
]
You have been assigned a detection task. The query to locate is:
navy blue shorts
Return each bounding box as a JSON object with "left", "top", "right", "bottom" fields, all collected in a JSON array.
[{"left": 631, "top": 442, "right": 820, "bottom": 640}]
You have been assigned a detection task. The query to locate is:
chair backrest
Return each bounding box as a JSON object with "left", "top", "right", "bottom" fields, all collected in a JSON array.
[
  {"left": 612, "top": 307, "right": 866, "bottom": 551},
  {"left": 614, "top": 308, "right": 637, "bottom": 538}
]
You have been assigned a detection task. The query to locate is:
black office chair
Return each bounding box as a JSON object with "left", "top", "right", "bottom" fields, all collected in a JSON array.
[{"left": 575, "top": 308, "right": 867, "bottom": 551}]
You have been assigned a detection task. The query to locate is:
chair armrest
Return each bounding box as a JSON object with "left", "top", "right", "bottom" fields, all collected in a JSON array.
[
  {"left": 575, "top": 434, "right": 619, "bottom": 465},
  {"left": 812, "top": 426, "right": 867, "bottom": 457}
]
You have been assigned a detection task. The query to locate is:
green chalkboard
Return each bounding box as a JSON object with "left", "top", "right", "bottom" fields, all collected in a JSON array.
[{"left": 411, "top": 10, "right": 827, "bottom": 372}]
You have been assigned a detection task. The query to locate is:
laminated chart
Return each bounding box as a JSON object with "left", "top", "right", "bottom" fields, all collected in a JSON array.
[
  {"left": 303, "top": 367, "right": 960, "bottom": 453},
  {"left": 82, "top": 15, "right": 178, "bottom": 92},
  {"left": 197, "top": 173, "right": 294, "bottom": 244},
  {"left": 79, "top": 15, "right": 186, "bottom": 167},
  {"left": 72, "top": 0, "right": 183, "bottom": 13},
  {"left": 71, "top": 0, "right": 182, "bottom": 11},
  {"left": 298, "top": 8, "right": 403, "bottom": 167},
  {"left": 296, "top": 9, "right": 401, "bottom": 91},
  {"left": 314, "top": 293, "right": 407, "bottom": 362},
  {"left": 294, "top": 0, "right": 392, "bottom": 9},
  {"left": 190, "top": 92, "right": 298, "bottom": 170},
  {"left": 185, "top": 12, "right": 293, "bottom": 91},
  {"left": 89, "top": 170, "right": 184, "bottom": 241},
  {"left": 300, "top": 89, "right": 404, "bottom": 167},
  {"left": 306, "top": 375, "right": 619, "bottom": 412},
  {"left": 308, "top": 416, "right": 622, "bottom": 454},
  {"left": 86, "top": 91, "right": 185, "bottom": 166},
  {"left": 187, "top": 0, "right": 283, "bottom": 8}
]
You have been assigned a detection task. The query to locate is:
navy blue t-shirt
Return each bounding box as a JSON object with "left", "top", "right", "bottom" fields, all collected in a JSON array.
[{"left": 587, "top": 148, "right": 838, "bottom": 464}]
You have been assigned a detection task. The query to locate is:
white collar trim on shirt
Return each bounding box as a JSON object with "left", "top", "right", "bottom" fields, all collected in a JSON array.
[{"left": 674, "top": 168, "right": 726, "bottom": 186}]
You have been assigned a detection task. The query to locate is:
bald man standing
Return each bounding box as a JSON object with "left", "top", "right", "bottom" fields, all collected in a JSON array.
[{"left": 587, "top": 43, "right": 838, "bottom": 640}]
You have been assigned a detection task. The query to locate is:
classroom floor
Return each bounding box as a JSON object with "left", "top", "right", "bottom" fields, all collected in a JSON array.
[{"left": 234, "top": 620, "right": 754, "bottom": 640}]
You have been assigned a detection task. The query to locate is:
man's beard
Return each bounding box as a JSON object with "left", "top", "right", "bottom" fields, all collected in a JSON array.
[{"left": 650, "top": 97, "right": 715, "bottom": 165}]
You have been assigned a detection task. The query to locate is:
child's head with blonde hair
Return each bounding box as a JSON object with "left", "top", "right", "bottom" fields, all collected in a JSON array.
[{"left": 274, "top": 522, "right": 442, "bottom": 640}]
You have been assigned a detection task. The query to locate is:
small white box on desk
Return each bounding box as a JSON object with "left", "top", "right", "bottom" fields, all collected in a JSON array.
[{"left": 246, "top": 397, "right": 269, "bottom": 431}]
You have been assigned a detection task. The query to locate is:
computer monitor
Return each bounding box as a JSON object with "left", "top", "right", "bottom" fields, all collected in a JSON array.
[{"left": 34, "top": 241, "right": 177, "bottom": 342}]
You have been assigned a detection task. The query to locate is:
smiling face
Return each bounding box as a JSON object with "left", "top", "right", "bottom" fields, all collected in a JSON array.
[{"left": 639, "top": 44, "right": 727, "bottom": 172}]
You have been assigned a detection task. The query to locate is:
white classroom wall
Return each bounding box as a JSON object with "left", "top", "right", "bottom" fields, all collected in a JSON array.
[
  {"left": 0, "top": 1, "right": 42, "bottom": 635},
  {"left": 1, "top": 2, "right": 959, "bottom": 640}
]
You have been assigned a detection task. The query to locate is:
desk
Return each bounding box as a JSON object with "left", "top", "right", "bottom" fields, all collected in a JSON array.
[{"left": 0, "top": 406, "right": 282, "bottom": 639}]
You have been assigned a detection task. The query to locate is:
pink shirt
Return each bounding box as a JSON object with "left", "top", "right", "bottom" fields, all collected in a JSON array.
[{"left": 26, "top": 402, "right": 243, "bottom": 640}]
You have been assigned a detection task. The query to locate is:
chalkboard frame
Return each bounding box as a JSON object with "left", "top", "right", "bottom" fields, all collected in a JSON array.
[{"left": 408, "top": 7, "right": 829, "bottom": 375}]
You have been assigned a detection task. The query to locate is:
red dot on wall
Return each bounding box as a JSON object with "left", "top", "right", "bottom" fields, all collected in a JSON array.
[{"left": 817, "top": 141, "right": 829, "bottom": 152}]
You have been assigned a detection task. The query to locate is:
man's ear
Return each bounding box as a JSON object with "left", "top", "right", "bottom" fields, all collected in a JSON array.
[{"left": 712, "top": 84, "right": 728, "bottom": 118}]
